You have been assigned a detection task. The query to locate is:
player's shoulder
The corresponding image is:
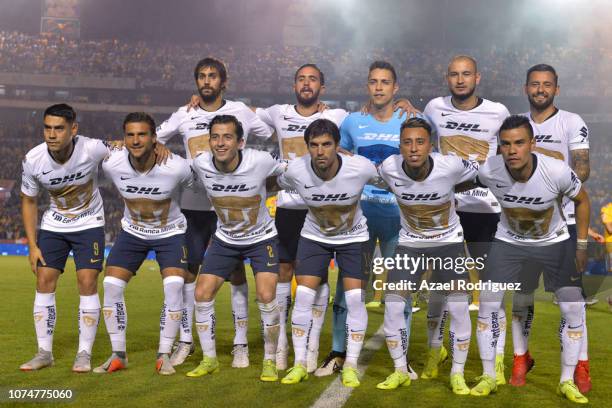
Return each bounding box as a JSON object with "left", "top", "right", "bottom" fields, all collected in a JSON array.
[
  {"left": 223, "top": 99, "right": 252, "bottom": 115},
  {"left": 342, "top": 111, "right": 362, "bottom": 124},
  {"left": 479, "top": 98, "right": 510, "bottom": 115},
  {"left": 24, "top": 141, "right": 49, "bottom": 164},
  {"left": 102, "top": 145, "right": 127, "bottom": 166},
  {"left": 244, "top": 147, "right": 274, "bottom": 161},
  {"left": 424, "top": 96, "right": 448, "bottom": 112},
  {"left": 379, "top": 153, "right": 401, "bottom": 173},
  {"left": 160, "top": 153, "right": 189, "bottom": 171},
  {"left": 286, "top": 154, "right": 309, "bottom": 174},
  {"left": 480, "top": 154, "right": 504, "bottom": 176},
  {"left": 322, "top": 108, "right": 349, "bottom": 124},
  {"left": 536, "top": 152, "right": 567, "bottom": 171},
  {"left": 169, "top": 105, "right": 190, "bottom": 119},
  {"left": 345, "top": 152, "right": 373, "bottom": 168},
  {"left": 557, "top": 109, "right": 586, "bottom": 125}
]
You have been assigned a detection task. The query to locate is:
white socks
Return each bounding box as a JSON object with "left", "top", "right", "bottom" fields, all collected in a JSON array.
[
  {"left": 33, "top": 292, "right": 56, "bottom": 352},
  {"left": 557, "top": 288, "right": 585, "bottom": 382},
  {"left": 102, "top": 276, "right": 128, "bottom": 352},
  {"left": 344, "top": 288, "right": 367, "bottom": 368},
  {"left": 78, "top": 294, "right": 100, "bottom": 354},
  {"left": 258, "top": 300, "right": 280, "bottom": 361},
  {"left": 308, "top": 283, "right": 329, "bottom": 356},
  {"left": 195, "top": 300, "right": 217, "bottom": 358},
  {"left": 291, "top": 286, "right": 316, "bottom": 366},
  {"left": 276, "top": 282, "right": 292, "bottom": 352},
  {"left": 511, "top": 292, "right": 535, "bottom": 355},
  {"left": 179, "top": 281, "right": 196, "bottom": 343},
  {"left": 447, "top": 293, "right": 471, "bottom": 374},
  {"left": 231, "top": 283, "right": 249, "bottom": 345},
  {"left": 383, "top": 294, "right": 408, "bottom": 370},
  {"left": 159, "top": 276, "right": 184, "bottom": 354},
  {"left": 427, "top": 291, "right": 447, "bottom": 349}
]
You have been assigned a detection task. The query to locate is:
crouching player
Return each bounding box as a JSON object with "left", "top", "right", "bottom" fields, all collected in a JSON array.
[
  {"left": 95, "top": 112, "right": 190, "bottom": 375},
  {"left": 278, "top": 119, "right": 377, "bottom": 387},
  {"left": 377, "top": 118, "right": 477, "bottom": 393},
  {"left": 189, "top": 115, "right": 282, "bottom": 382},
  {"left": 473, "top": 115, "right": 590, "bottom": 404}
]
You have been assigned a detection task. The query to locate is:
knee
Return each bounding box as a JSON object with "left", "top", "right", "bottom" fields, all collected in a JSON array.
[
  {"left": 195, "top": 285, "right": 214, "bottom": 302},
  {"left": 77, "top": 275, "right": 99, "bottom": 295},
  {"left": 36, "top": 276, "right": 57, "bottom": 293},
  {"left": 256, "top": 289, "right": 275, "bottom": 304}
]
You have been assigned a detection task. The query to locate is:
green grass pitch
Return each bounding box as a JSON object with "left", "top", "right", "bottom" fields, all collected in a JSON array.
[{"left": 0, "top": 256, "right": 610, "bottom": 407}]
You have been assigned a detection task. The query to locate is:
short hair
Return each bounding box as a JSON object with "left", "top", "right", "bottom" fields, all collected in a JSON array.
[
  {"left": 123, "top": 112, "right": 156, "bottom": 134},
  {"left": 44, "top": 103, "right": 76, "bottom": 124},
  {"left": 193, "top": 57, "right": 228, "bottom": 84},
  {"left": 209, "top": 115, "right": 244, "bottom": 140},
  {"left": 368, "top": 60, "right": 397, "bottom": 83},
  {"left": 448, "top": 55, "right": 478, "bottom": 73},
  {"left": 295, "top": 64, "right": 325, "bottom": 86},
  {"left": 526, "top": 63, "right": 558, "bottom": 85},
  {"left": 400, "top": 117, "right": 432, "bottom": 138},
  {"left": 499, "top": 115, "right": 534, "bottom": 139},
  {"left": 304, "top": 119, "right": 340, "bottom": 144}
]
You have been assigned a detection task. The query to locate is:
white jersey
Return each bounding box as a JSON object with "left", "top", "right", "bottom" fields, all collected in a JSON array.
[
  {"left": 278, "top": 153, "right": 376, "bottom": 245},
  {"left": 102, "top": 149, "right": 192, "bottom": 240},
  {"left": 379, "top": 153, "right": 478, "bottom": 247},
  {"left": 424, "top": 96, "right": 510, "bottom": 213},
  {"left": 21, "top": 136, "right": 107, "bottom": 233},
  {"left": 156, "top": 100, "right": 273, "bottom": 211},
  {"left": 524, "top": 109, "right": 589, "bottom": 225},
  {"left": 256, "top": 104, "right": 348, "bottom": 210},
  {"left": 477, "top": 153, "right": 582, "bottom": 245},
  {"left": 192, "top": 149, "right": 282, "bottom": 246}
]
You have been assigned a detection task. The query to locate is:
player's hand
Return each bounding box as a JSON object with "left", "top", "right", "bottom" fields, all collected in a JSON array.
[
  {"left": 575, "top": 249, "right": 588, "bottom": 273},
  {"left": 28, "top": 246, "right": 46, "bottom": 274},
  {"left": 393, "top": 98, "right": 421, "bottom": 119},
  {"left": 317, "top": 102, "right": 329, "bottom": 112},
  {"left": 338, "top": 147, "right": 353, "bottom": 156},
  {"left": 186, "top": 94, "right": 200, "bottom": 112},
  {"left": 588, "top": 229, "right": 605, "bottom": 243},
  {"left": 154, "top": 143, "right": 172, "bottom": 165}
]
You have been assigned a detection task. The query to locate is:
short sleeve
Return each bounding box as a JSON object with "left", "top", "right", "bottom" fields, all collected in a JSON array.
[
  {"left": 20, "top": 158, "right": 39, "bottom": 197},
  {"left": 339, "top": 117, "right": 353, "bottom": 151},
  {"left": 156, "top": 109, "right": 183, "bottom": 144},
  {"left": 246, "top": 108, "right": 273, "bottom": 139},
  {"left": 567, "top": 114, "right": 589, "bottom": 151},
  {"left": 255, "top": 106, "right": 275, "bottom": 128},
  {"left": 557, "top": 165, "right": 582, "bottom": 199},
  {"left": 454, "top": 157, "right": 479, "bottom": 184}
]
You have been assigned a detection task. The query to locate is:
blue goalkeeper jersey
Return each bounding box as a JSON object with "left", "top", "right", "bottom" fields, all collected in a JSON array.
[{"left": 340, "top": 111, "right": 412, "bottom": 211}]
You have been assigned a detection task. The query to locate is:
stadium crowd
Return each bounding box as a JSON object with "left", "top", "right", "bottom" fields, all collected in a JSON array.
[{"left": 1, "top": 31, "right": 612, "bottom": 97}]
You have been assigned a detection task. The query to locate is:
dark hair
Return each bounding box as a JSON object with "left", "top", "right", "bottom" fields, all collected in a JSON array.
[
  {"left": 123, "top": 112, "right": 156, "bottom": 134},
  {"left": 526, "top": 63, "right": 558, "bottom": 85},
  {"left": 400, "top": 117, "right": 432, "bottom": 137},
  {"left": 499, "top": 115, "right": 534, "bottom": 139},
  {"left": 368, "top": 60, "right": 397, "bottom": 83},
  {"left": 304, "top": 118, "right": 340, "bottom": 144},
  {"left": 44, "top": 103, "right": 76, "bottom": 124},
  {"left": 193, "top": 57, "right": 228, "bottom": 84},
  {"left": 209, "top": 115, "right": 244, "bottom": 140},
  {"left": 294, "top": 64, "right": 325, "bottom": 86}
]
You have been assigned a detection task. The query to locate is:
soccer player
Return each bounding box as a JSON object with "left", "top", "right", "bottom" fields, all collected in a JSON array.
[
  {"left": 20, "top": 104, "right": 108, "bottom": 372},
  {"left": 315, "top": 61, "right": 417, "bottom": 379},
  {"left": 473, "top": 115, "right": 590, "bottom": 404},
  {"left": 423, "top": 55, "right": 510, "bottom": 383},
  {"left": 94, "top": 112, "right": 191, "bottom": 375},
  {"left": 254, "top": 64, "right": 348, "bottom": 371},
  {"left": 511, "top": 64, "right": 592, "bottom": 391},
  {"left": 377, "top": 118, "right": 477, "bottom": 394},
  {"left": 278, "top": 119, "right": 376, "bottom": 388},
  {"left": 156, "top": 57, "right": 273, "bottom": 368},
  {"left": 602, "top": 203, "right": 612, "bottom": 272},
  {"left": 188, "top": 115, "right": 282, "bottom": 382}
]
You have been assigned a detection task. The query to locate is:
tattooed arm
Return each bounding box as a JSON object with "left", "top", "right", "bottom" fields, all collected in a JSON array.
[{"left": 570, "top": 149, "right": 590, "bottom": 182}]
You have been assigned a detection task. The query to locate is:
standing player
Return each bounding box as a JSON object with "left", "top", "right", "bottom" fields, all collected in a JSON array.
[
  {"left": 315, "top": 61, "right": 417, "bottom": 379},
  {"left": 156, "top": 57, "right": 273, "bottom": 368},
  {"left": 473, "top": 115, "right": 590, "bottom": 404},
  {"left": 20, "top": 104, "right": 108, "bottom": 372},
  {"left": 95, "top": 112, "right": 190, "bottom": 375},
  {"left": 188, "top": 115, "right": 282, "bottom": 382},
  {"left": 254, "top": 64, "right": 348, "bottom": 371},
  {"left": 423, "top": 55, "right": 510, "bottom": 383},
  {"left": 377, "top": 118, "right": 477, "bottom": 394},
  {"left": 511, "top": 64, "right": 592, "bottom": 392},
  {"left": 278, "top": 119, "right": 376, "bottom": 388}
]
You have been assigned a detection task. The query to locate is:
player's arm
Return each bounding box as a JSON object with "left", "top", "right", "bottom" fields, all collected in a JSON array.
[
  {"left": 602, "top": 209, "right": 612, "bottom": 236},
  {"left": 21, "top": 193, "right": 45, "bottom": 273},
  {"left": 453, "top": 158, "right": 480, "bottom": 192},
  {"left": 153, "top": 142, "right": 172, "bottom": 165},
  {"left": 571, "top": 186, "right": 590, "bottom": 272},
  {"left": 588, "top": 227, "right": 604, "bottom": 243},
  {"left": 570, "top": 149, "right": 590, "bottom": 182},
  {"left": 338, "top": 119, "right": 354, "bottom": 156}
]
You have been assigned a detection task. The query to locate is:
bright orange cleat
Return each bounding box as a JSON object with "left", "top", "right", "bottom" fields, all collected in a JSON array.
[
  {"left": 574, "top": 360, "right": 592, "bottom": 394},
  {"left": 509, "top": 351, "right": 534, "bottom": 387}
]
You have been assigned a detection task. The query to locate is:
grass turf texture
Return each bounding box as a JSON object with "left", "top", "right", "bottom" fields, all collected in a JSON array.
[{"left": 0, "top": 255, "right": 610, "bottom": 408}]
